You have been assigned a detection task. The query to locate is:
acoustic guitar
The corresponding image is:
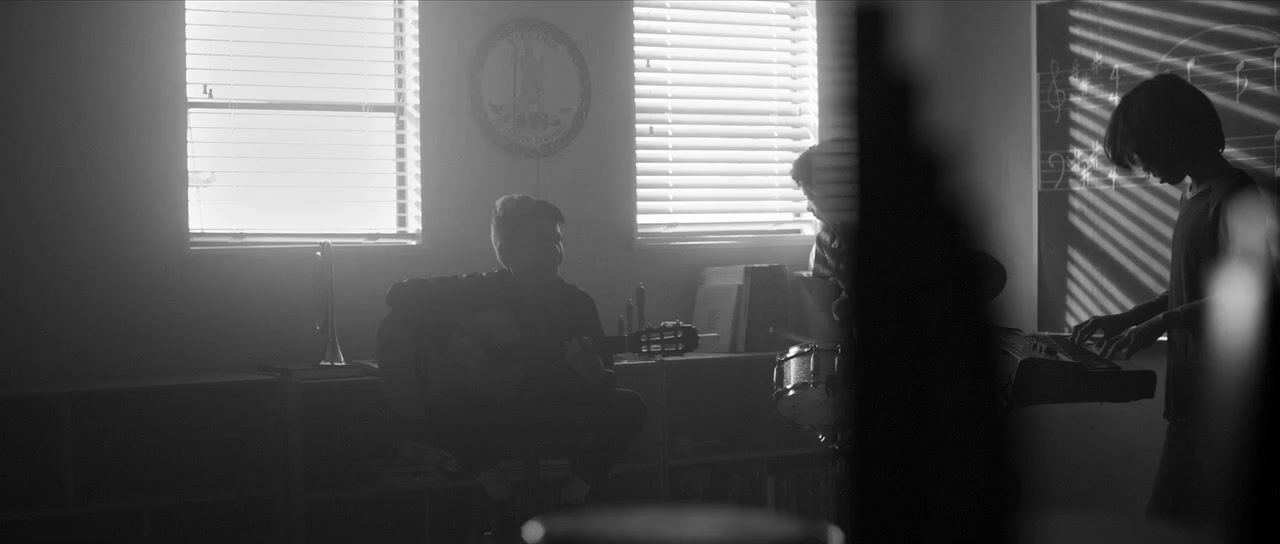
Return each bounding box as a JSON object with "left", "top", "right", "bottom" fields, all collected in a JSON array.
[{"left": 376, "top": 310, "right": 698, "bottom": 420}]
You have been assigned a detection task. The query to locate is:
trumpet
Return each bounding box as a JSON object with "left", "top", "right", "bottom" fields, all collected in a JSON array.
[{"left": 316, "top": 240, "right": 347, "bottom": 365}]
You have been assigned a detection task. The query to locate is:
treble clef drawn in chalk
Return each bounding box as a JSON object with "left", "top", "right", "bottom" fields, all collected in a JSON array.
[
  {"left": 1048, "top": 152, "right": 1069, "bottom": 190},
  {"left": 1047, "top": 59, "right": 1067, "bottom": 124},
  {"left": 1109, "top": 64, "right": 1121, "bottom": 105},
  {"left": 1235, "top": 59, "right": 1250, "bottom": 102}
]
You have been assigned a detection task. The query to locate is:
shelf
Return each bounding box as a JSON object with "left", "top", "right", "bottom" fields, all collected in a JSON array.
[
  {"left": 306, "top": 478, "right": 478, "bottom": 502},
  {"left": 671, "top": 446, "right": 832, "bottom": 467},
  {"left": 306, "top": 460, "right": 573, "bottom": 502},
  {"left": 614, "top": 446, "right": 832, "bottom": 474},
  {"left": 613, "top": 352, "right": 779, "bottom": 367},
  {"left": 0, "top": 372, "right": 280, "bottom": 399},
  {"left": 0, "top": 489, "right": 281, "bottom": 523}
]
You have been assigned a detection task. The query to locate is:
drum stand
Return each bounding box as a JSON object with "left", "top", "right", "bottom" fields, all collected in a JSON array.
[
  {"left": 772, "top": 338, "right": 854, "bottom": 536},
  {"left": 804, "top": 381, "right": 852, "bottom": 538},
  {"left": 816, "top": 426, "right": 854, "bottom": 539},
  {"left": 816, "top": 428, "right": 851, "bottom": 451}
]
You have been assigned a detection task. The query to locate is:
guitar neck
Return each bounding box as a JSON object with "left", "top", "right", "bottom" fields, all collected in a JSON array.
[
  {"left": 599, "top": 326, "right": 697, "bottom": 357},
  {"left": 594, "top": 322, "right": 699, "bottom": 357}
]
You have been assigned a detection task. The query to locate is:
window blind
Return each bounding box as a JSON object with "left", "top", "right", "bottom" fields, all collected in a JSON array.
[
  {"left": 185, "top": 0, "right": 420, "bottom": 247},
  {"left": 634, "top": 0, "right": 820, "bottom": 245}
]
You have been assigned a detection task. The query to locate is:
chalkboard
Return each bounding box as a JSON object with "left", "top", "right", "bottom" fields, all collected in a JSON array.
[{"left": 1035, "top": 0, "right": 1280, "bottom": 331}]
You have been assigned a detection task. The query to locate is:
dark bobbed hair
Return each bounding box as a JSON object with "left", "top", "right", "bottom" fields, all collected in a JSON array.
[
  {"left": 490, "top": 194, "right": 565, "bottom": 250},
  {"left": 1103, "top": 73, "right": 1225, "bottom": 173}
]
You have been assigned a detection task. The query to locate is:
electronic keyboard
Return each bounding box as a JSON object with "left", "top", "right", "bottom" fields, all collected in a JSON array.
[{"left": 994, "top": 328, "right": 1157, "bottom": 407}]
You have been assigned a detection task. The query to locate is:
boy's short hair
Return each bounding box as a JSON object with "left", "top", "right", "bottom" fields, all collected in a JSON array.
[
  {"left": 490, "top": 194, "right": 566, "bottom": 249},
  {"left": 1103, "top": 73, "right": 1225, "bottom": 172},
  {"left": 791, "top": 138, "right": 857, "bottom": 227},
  {"left": 791, "top": 138, "right": 857, "bottom": 188}
]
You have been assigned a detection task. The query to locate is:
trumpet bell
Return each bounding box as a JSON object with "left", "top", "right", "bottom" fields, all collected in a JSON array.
[{"left": 320, "top": 334, "right": 346, "bottom": 365}]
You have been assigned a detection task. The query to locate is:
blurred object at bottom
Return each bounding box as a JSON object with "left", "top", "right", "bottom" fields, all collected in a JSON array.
[{"left": 520, "top": 504, "right": 843, "bottom": 544}]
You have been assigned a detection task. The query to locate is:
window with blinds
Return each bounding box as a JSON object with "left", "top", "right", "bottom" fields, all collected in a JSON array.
[
  {"left": 634, "top": 0, "right": 820, "bottom": 245},
  {"left": 185, "top": 0, "right": 420, "bottom": 247}
]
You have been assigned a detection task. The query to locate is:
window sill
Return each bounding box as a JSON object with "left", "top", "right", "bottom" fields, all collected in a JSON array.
[
  {"left": 631, "top": 234, "right": 814, "bottom": 251},
  {"left": 186, "top": 232, "right": 423, "bottom": 255},
  {"left": 183, "top": 239, "right": 426, "bottom": 261}
]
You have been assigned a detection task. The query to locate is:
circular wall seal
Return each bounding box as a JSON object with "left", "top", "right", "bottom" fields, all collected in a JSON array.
[{"left": 469, "top": 18, "right": 591, "bottom": 158}]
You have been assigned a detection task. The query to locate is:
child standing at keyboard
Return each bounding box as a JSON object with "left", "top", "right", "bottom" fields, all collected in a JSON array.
[{"left": 1068, "top": 73, "right": 1272, "bottom": 535}]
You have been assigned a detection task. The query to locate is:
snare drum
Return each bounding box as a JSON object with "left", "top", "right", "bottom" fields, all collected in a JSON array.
[{"left": 773, "top": 342, "right": 847, "bottom": 429}]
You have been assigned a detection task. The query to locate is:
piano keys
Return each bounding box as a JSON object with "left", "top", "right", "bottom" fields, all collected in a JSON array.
[{"left": 994, "top": 328, "right": 1157, "bottom": 407}]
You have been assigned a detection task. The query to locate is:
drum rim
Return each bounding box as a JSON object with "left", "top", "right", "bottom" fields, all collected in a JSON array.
[
  {"left": 773, "top": 382, "right": 819, "bottom": 399},
  {"left": 778, "top": 341, "right": 844, "bottom": 360}
]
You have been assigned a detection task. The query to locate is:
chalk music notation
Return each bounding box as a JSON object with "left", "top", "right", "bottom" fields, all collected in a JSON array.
[
  {"left": 1038, "top": 31, "right": 1279, "bottom": 192},
  {"left": 1041, "top": 133, "right": 1279, "bottom": 192},
  {"left": 1039, "top": 45, "right": 1280, "bottom": 118}
]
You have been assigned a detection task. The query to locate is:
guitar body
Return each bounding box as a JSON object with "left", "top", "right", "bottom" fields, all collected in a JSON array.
[
  {"left": 377, "top": 309, "right": 525, "bottom": 420},
  {"left": 426, "top": 311, "right": 526, "bottom": 401},
  {"left": 376, "top": 309, "right": 699, "bottom": 421},
  {"left": 375, "top": 309, "right": 428, "bottom": 421}
]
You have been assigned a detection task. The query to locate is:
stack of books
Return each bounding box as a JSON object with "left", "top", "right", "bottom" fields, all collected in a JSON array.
[{"left": 691, "top": 264, "right": 791, "bottom": 353}]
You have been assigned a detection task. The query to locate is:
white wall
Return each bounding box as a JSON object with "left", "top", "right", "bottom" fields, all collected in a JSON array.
[
  {"left": 885, "top": 0, "right": 1039, "bottom": 331},
  {"left": 414, "top": 0, "right": 813, "bottom": 338},
  {"left": 1, "top": 0, "right": 1039, "bottom": 378},
  {"left": 881, "top": 8, "right": 1193, "bottom": 540},
  {"left": 0, "top": 1, "right": 812, "bottom": 385}
]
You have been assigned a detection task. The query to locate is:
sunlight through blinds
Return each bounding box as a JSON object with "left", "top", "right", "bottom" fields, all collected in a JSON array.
[
  {"left": 634, "top": 0, "right": 820, "bottom": 245},
  {"left": 185, "top": 0, "right": 420, "bottom": 246},
  {"left": 1034, "top": 0, "right": 1280, "bottom": 331}
]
